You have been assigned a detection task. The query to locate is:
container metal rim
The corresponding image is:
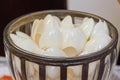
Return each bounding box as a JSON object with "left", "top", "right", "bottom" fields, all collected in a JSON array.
[{"left": 3, "top": 10, "right": 118, "bottom": 64}]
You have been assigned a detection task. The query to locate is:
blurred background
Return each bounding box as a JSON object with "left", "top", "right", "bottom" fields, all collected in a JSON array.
[{"left": 0, "top": 0, "right": 120, "bottom": 65}]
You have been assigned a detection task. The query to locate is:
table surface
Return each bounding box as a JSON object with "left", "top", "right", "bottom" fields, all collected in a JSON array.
[{"left": 0, "top": 57, "right": 120, "bottom": 80}]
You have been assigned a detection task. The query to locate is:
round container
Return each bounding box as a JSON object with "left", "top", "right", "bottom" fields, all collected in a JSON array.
[{"left": 3, "top": 10, "right": 118, "bottom": 80}]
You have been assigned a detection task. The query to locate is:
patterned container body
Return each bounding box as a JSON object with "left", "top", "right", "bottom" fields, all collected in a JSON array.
[{"left": 3, "top": 10, "right": 119, "bottom": 80}]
